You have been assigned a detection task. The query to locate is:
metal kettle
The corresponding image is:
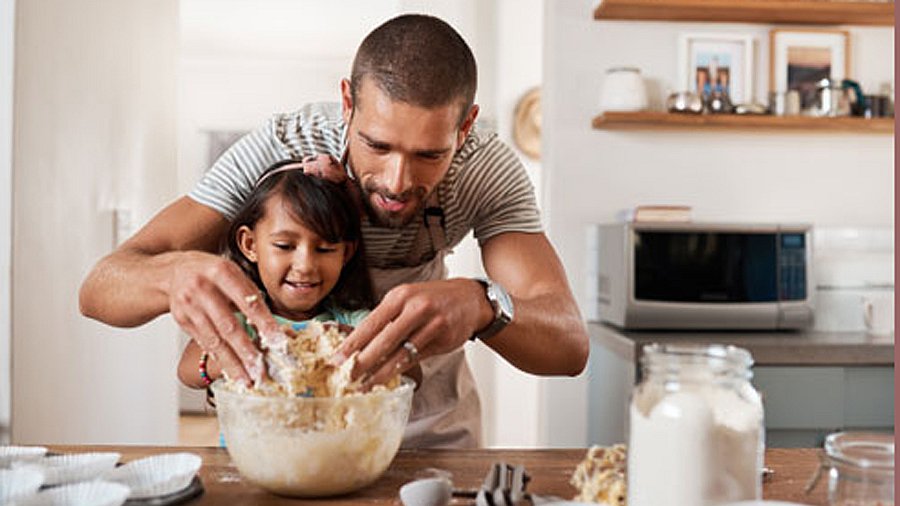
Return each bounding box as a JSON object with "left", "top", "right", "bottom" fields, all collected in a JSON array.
[{"left": 811, "top": 78, "right": 864, "bottom": 117}]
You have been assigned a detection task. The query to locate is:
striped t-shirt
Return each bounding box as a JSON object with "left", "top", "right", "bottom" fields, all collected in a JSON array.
[{"left": 189, "top": 102, "right": 542, "bottom": 269}]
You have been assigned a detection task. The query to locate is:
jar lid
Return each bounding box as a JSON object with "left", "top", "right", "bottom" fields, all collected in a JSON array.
[
  {"left": 825, "top": 432, "right": 894, "bottom": 469},
  {"left": 643, "top": 343, "right": 753, "bottom": 367}
]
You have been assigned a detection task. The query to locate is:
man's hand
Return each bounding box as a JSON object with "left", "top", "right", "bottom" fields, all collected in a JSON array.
[
  {"left": 167, "top": 251, "right": 283, "bottom": 386},
  {"left": 79, "top": 197, "right": 284, "bottom": 386},
  {"left": 329, "top": 232, "right": 589, "bottom": 387},
  {"left": 332, "top": 278, "right": 493, "bottom": 388}
]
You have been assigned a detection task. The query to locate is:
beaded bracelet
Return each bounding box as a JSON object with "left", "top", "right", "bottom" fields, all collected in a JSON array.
[{"left": 198, "top": 352, "right": 212, "bottom": 387}]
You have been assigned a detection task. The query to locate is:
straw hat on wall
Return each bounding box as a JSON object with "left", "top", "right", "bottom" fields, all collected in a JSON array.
[{"left": 512, "top": 87, "right": 541, "bottom": 160}]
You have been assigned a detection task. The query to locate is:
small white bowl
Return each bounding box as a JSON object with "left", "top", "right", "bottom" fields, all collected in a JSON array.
[
  {"left": 0, "top": 446, "right": 47, "bottom": 468},
  {"left": 399, "top": 477, "right": 452, "bottom": 506},
  {"left": 103, "top": 452, "right": 201, "bottom": 499},
  {"left": 13, "top": 480, "right": 130, "bottom": 506},
  {"left": 721, "top": 502, "right": 813, "bottom": 506},
  {"left": 0, "top": 466, "right": 44, "bottom": 503},
  {"left": 16, "top": 452, "right": 120, "bottom": 486}
]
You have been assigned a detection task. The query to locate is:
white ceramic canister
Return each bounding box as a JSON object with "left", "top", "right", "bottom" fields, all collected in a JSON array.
[
  {"left": 628, "top": 343, "right": 764, "bottom": 506},
  {"left": 599, "top": 67, "right": 648, "bottom": 112}
]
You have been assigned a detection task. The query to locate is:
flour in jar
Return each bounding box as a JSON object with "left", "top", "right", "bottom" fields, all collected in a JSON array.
[{"left": 627, "top": 367, "right": 763, "bottom": 506}]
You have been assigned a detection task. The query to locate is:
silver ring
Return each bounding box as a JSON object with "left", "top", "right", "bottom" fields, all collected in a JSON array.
[
  {"left": 244, "top": 293, "right": 260, "bottom": 306},
  {"left": 402, "top": 341, "right": 419, "bottom": 364}
]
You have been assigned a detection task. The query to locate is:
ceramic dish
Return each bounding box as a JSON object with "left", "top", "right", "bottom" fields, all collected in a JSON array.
[
  {"left": 18, "top": 452, "right": 120, "bottom": 486},
  {"left": 13, "top": 480, "right": 130, "bottom": 506},
  {"left": 103, "top": 452, "right": 201, "bottom": 499}
]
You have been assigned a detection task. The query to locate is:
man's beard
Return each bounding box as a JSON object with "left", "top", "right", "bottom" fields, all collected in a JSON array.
[{"left": 349, "top": 172, "right": 428, "bottom": 229}]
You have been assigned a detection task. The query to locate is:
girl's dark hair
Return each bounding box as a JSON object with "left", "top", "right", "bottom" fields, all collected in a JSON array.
[{"left": 225, "top": 160, "right": 374, "bottom": 311}]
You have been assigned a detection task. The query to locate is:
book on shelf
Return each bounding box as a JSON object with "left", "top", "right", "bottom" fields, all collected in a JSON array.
[{"left": 619, "top": 205, "right": 692, "bottom": 223}]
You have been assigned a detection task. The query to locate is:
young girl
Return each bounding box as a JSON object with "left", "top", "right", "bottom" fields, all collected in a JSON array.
[{"left": 178, "top": 158, "right": 374, "bottom": 389}]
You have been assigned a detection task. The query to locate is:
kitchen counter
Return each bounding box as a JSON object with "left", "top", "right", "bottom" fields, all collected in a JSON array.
[
  {"left": 49, "top": 445, "right": 828, "bottom": 505},
  {"left": 587, "top": 322, "right": 895, "bottom": 447},
  {"left": 590, "top": 322, "right": 895, "bottom": 367}
]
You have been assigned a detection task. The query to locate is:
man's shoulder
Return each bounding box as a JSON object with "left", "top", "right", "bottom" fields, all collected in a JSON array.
[
  {"left": 445, "top": 128, "right": 522, "bottom": 189},
  {"left": 453, "top": 127, "right": 507, "bottom": 163},
  {"left": 270, "top": 102, "right": 344, "bottom": 138}
]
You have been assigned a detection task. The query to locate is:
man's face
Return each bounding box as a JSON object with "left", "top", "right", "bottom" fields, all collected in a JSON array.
[{"left": 341, "top": 78, "right": 477, "bottom": 228}]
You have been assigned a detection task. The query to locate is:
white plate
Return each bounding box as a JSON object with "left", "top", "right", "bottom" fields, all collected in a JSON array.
[{"left": 103, "top": 452, "right": 201, "bottom": 499}]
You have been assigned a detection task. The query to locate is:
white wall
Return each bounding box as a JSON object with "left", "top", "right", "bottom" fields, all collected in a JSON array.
[
  {"left": 543, "top": 1, "right": 894, "bottom": 445},
  {"left": 0, "top": 0, "right": 15, "bottom": 443},
  {"left": 12, "top": 0, "right": 180, "bottom": 443}
]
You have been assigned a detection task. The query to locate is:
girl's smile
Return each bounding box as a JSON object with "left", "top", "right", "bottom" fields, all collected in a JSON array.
[{"left": 237, "top": 194, "right": 354, "bottom": 321}]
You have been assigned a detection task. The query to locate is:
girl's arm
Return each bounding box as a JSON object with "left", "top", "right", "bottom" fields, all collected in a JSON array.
[{"left": 178, "top": 340, "right": 223, "bottom": 389}]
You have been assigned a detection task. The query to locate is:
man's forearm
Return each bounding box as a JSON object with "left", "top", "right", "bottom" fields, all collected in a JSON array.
[
  {"left": 483, "top": 289, "right": 589, "bottom": 376},
  {"left": 79, "top": 248, "right": 178, "bottom": 327}
]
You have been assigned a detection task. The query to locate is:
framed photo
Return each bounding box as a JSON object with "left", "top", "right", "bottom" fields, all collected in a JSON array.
[
  {"left": 770, "top": 29, "right": 850, "bottom": 109},
  {"left": 679, "top": 33, "right": 755, "bottom": 104}
]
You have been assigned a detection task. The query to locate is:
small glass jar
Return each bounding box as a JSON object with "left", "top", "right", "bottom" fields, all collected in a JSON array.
[
  {"left": 627, "top": 343, "right": 764, "bottom": 506},
  {"left": 812, "top": 432, "right": 894, "bottom": 506}
]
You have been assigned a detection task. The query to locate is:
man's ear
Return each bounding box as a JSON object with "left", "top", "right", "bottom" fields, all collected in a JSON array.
[
  {"left": 342, "top": 241, "right": 357, "bottom": 264},
  {"left": 236, "top": 226, "right": 258, "bottom": 262},
  {"left": 457, "top": 104, "right": 480, "bottom": 147},
  {"left": 340, "top": 78, "right": 353, "bottom": 125}
]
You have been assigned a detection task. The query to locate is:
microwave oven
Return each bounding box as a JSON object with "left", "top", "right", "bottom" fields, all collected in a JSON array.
[{"left": 590, "top": 222, "right": 814, "bottom": 329}]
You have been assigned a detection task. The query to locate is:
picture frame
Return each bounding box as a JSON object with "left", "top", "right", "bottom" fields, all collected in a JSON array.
[
  {"left": 678, "top": 32, "right": 755, "bottom": 104},
  {"left": 769, "top": 28, "right": 850, "bottom": 109}
]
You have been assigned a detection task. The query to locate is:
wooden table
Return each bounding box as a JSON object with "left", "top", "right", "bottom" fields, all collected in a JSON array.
[{"left": 50, "top": 445, "right": 827, "bottom": 505}]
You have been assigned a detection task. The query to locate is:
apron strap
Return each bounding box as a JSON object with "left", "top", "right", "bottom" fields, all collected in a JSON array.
[{"left": 404, "top": 192, "right": 447, "bottom": 264}]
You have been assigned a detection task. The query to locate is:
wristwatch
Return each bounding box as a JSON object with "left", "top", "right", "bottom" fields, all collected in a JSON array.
[{"left": 471, "top": 277, "right": 514, "bottom": 341}]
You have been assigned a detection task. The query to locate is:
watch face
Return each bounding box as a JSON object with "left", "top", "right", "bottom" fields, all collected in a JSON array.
[{"left": 491, "top": 283, "right": 514, "bottom": 320}]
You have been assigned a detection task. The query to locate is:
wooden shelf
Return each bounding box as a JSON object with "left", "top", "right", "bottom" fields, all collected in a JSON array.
[
  {"left": 593, "top": 0, "right": 895, "bottom": 25},
  {"left": 592, "top": 111, "right": 895, "bottom": 133}
]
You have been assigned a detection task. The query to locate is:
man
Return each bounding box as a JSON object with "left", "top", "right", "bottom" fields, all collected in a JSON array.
[{"left": 79, "top": 14, "right": 588, "bottom": 448}]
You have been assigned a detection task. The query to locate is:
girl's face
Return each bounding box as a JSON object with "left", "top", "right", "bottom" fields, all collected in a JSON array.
[{"left": 237, "top": 193, "right": 355, "bottom": 321}]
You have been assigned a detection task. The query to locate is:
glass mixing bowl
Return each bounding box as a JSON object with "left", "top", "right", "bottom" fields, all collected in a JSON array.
[{"left": 211, "top": 377, "right": 414, "bottom": 497}]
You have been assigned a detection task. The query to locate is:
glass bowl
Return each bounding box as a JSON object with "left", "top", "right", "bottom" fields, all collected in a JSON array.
[{"left": 211, "top": 377, "right": 414, "bottom": 497}]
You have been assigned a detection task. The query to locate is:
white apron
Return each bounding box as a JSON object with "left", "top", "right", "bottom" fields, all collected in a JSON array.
[{"left": 367, "top": 196, "right": 483, "bottom": 449}]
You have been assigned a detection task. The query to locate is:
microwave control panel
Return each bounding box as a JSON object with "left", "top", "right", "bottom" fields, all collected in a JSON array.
[{"left": 778, "top": 233, "right": 807, "bottom": 301}]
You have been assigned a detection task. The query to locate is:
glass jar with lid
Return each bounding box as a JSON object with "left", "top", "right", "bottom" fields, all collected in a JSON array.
[
  {"left": 807, "top": 431, "right": 894, "bottom": 506},
  {"left": 627, "top": 343, "right": 764, "bottom": 506}
]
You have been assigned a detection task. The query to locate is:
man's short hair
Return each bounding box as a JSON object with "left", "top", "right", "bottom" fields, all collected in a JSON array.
[{"left": 350, "top": 14, "right": 477, "bottom": 125}]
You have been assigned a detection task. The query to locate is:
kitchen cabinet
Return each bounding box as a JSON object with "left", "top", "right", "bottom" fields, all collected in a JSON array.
[
  {"left": 594, "top": 0, "right": 894, "bottom": 26},
  {"left": 591, "top": 0, "right": 895, "bottom": 133},
  {"left": 587, "top": 323, "right": 895, "bottom": 447}
]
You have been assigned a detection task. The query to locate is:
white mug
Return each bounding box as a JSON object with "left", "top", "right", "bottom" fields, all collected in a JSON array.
[{"left": 862, "top": 293, "right": 894, "bottom": 337}]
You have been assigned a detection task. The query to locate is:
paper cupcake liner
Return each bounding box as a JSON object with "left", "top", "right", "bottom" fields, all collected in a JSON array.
[
  {"left": 13, "top": 480, "right": 130, "bottom": 506},
  {"left": 103, "top": 452, "right": 201, "bottom": 499},
  {"left": 0, "top": 446, "right": 47, "bottom": 468},
  {"left": 17, "top": 452, "right": 120, "bottom": 486},
  {"left": 0, "top": 466, "right": 44, "bottom": 503}
]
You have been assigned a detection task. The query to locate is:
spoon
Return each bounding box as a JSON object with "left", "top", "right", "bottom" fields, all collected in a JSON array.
[{"left": 398, "top": 476, "right": 566, "bottom": 506}]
